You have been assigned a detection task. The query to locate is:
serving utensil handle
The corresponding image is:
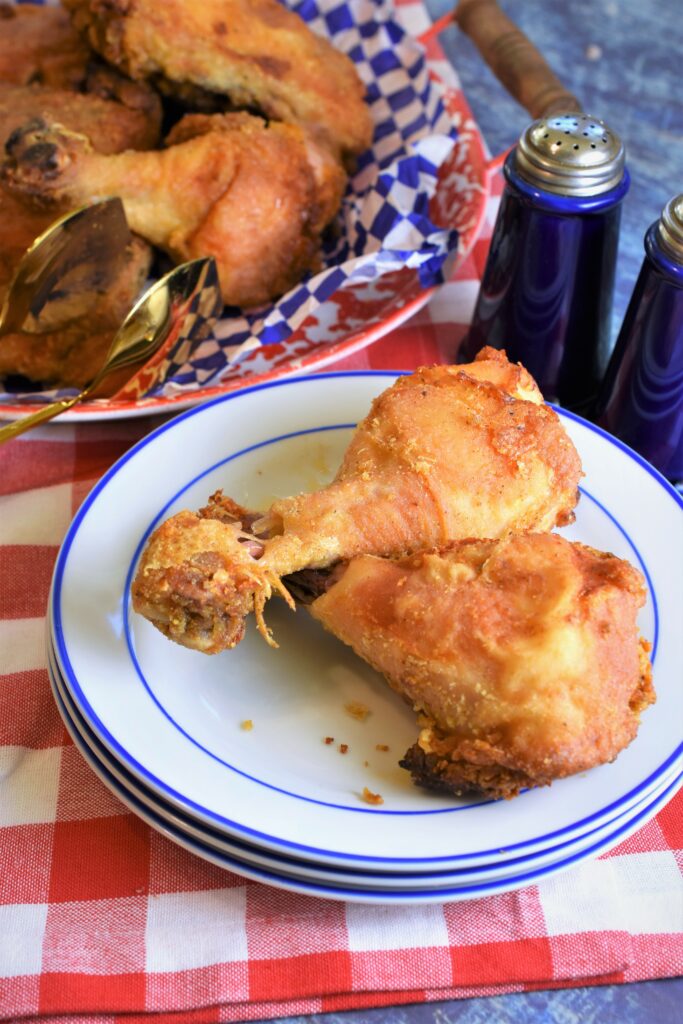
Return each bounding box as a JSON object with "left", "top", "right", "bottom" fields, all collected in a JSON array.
[
  {"left": 0, "top": 393, "right": 83, "bottom": 442},
  {"left": 453, "top": 0, "right": 581, "bottom": 117}
]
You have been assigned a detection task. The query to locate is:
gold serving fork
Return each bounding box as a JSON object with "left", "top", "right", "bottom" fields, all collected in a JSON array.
[
  {"left": 0, "top": 256, "right": 222, "bottom": 443},
  {"left": 0, "top": 198, "right": 132, "bottom": 338}
]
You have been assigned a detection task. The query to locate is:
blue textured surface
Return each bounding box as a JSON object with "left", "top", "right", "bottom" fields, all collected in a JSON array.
[
  {"left": 279, "top": 977, "right": 683, "bottom": 1022},
  {"left": 426, "top": 0, "right": 683, "bottom": 347},
  {"left": 268, "top": 1, "right": 682, "bottom": 1020}
]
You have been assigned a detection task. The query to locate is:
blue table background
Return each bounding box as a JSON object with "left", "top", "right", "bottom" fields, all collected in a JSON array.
[
  {"left": 430, "top": 0, "right": 683, "bottom": 349},
  {"left": 278, "top": 2, "right": 682, "bottom": 1022}
]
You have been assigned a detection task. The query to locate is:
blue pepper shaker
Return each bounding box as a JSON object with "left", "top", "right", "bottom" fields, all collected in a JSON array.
[
  {"left": 459, "top": 112, "right": 630, "bottom": 413},
  {"left": 596, "top": 195, "right": 683, "bottom": 485}
]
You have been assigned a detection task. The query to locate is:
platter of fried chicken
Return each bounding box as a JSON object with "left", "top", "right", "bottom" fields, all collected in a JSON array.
[
  {"left": 46, "top": 351, "right": 683, "bottom": 900},
  {"left": 0, "top": 0, "right": 487, "bottom": 420}
]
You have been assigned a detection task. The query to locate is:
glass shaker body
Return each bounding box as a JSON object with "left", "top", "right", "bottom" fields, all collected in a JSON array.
[
  {"left": 597, "top": 223, "right": 683, "bottom": 483},
  {"left": 461, "top": 152, "right": 630, "bottom": 414}
]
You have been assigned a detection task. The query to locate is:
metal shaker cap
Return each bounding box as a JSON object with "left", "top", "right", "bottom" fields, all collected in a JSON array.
[
  {"left": 657, "top": 194, "right": 683, "bottom": 262},
  {"left": 515, "top": 112, "right": 625, "bottom": 197}
]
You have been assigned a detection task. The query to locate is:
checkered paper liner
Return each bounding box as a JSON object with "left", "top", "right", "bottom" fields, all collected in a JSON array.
[{"left": 0, "top": 0, "right": 462, "bottom": 406}]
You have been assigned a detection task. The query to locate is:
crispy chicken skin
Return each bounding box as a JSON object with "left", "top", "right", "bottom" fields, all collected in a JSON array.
[
  {"left": 62, "top": 0, "right": 373, "bottom": 165},
  {"left": 0, "top": 77, "right": 159, "bottom": 391},
  {"left": 308, "top": 533, "right": 655, "bottom": 799},
  {"left": 0, "top": 234, "right": 153, "bottom": 391},
  {"left": 0, "top": 3, "right": 162, "bottom": 136},
  {"left": 1, "top": 111, "right": 347, "bottom": 308},
  {"left": 0, "top": 81, "right": 160, "bottom": 159},
  {"left": 131, "top": 349, "right": 583, "bottom": 653},
  {"left": 0, "top": 2, "right": 92, "bottom": 90}
]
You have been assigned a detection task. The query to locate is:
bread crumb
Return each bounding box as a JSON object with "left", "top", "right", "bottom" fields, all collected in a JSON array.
[
  {"left": 363, "top": 760, "right": 369, "bottom": 767},
  {"left": 344, "top": 701, "right": 370, "bottom": 721},
  {"left": 375, "top": 744, "right": 390, "bottom": 752},
  {"left": 585, "top": 43, "right": 603, "bottom": 61},
  {"left": 240, "top": 719, "right": 253, "bottom": 731},
  {"left": 324, "top": 736, "right": 334, "bottom": 745},
  {"left": 339, "top": 743, "right": 349, "bottom": 754},
  {"left": 361, "top": 787, "right": 384, "bottom": 805}
]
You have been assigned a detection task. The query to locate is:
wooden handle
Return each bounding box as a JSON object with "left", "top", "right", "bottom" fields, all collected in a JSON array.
[{"left": 454, "top": 0, "right": 581, "bottom": 118}]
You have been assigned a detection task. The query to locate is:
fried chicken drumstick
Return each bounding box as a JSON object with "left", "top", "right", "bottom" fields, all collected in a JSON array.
[
  {"left": 305, "top": 533, "right": 655, "bottom": 799},
  {"left": 62, "top": 0, "right": 373, "bottom": 165},
  {"left": 2, "top": 111, "right": 346, "bottom": 309},
  {"left": 131, "top": 349, "right": 583, "bottom": 653},
  {"left": 0, "top": 74, "right": 161, "bottom": 390}
]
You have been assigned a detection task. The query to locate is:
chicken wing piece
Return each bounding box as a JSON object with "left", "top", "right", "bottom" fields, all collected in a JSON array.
[
  {"left": 0, "top": 2, "right": 92, "bottom": 90},
  {"left": 62, "top": 0, "right": 372, "bottom": 165},
  {"left": 2, "top": 111, "right": 346, "bottom": 308},
  {"left": 131, "top": 349, "right": 583, "bottom": 654},
  {"left": 306, "top": 533, "right": 655, "bottom": 799}
]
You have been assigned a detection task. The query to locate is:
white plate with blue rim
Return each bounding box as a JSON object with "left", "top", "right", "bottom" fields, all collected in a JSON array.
[
  {"left": 46, "top": 626, "right": 682, "bottom": 893},
  {"left": 49, "top": 372, "right": 683, "bottom": 872},
  {"left": 46, "top": 634, "right": 683, "bottom": 902}
]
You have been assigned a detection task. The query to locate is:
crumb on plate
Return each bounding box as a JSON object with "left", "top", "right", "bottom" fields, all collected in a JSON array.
[
  {"left": 361, "top": 786, "right": 384, "bottom": 805},
  {"left": 345, "top": 700, "right": 370, "bottom": 721}
]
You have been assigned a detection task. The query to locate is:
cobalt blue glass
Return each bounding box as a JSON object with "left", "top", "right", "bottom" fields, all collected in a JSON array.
[
  {"left": 597, "top": 195, "right": 683, "bottom": 484},
  {"left": 459, "top": 113, "right": 629, "bottom": 414}
]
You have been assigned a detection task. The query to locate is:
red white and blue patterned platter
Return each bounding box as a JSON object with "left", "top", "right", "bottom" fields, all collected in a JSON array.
[{"left": 0, "top": 0, "right": 494, "bottom": 421}]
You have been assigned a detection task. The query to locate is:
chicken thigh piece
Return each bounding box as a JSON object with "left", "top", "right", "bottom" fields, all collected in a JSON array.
[
  {"left": 62, "top": 0, "right": 372, "bottom": 165},
  {"left": 131, "top": 349, "right": 583, "bottom": 654},
  {"left": 2, "top": 111, "right": 347, "bottom": 309},
  {"left": 307, "top": 533, "right": 655, "bottom": 799}
]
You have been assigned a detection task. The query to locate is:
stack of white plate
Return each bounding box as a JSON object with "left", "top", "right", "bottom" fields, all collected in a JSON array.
[{"left": 47, "top": 373, "right": 683, "bottom": 904}]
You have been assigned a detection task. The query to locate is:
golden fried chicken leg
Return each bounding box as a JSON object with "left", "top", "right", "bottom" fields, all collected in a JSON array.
[
  {"left": 131, "top": 349, "right": 583, "bottom": 653},
  {"left": 0, "top": 78, "right": 160, "bottom": 391},
  {"left": 62, "top": 0, "right": 372, "bottom": 165},
  {"left": 2, "top": 111, "right": 346, "bottom": 309},
  {"left": 307, "top": 533, "right": 655, "bottom": 799}
]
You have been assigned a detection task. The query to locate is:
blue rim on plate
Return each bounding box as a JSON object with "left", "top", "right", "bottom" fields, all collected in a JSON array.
[
  {"left": 46, "top": 628, "right": 681, "bottom": 884},
  {"left": 50, "top": 372, "right": 683, "bottom": 865},
  {"left": 46, "top": 645, "right": 683, "bottom": 903}
]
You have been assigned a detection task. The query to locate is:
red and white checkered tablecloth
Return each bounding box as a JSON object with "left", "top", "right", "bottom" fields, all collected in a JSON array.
[{"left": 1, "top": 168, "right": 682, "bottom": 1023}]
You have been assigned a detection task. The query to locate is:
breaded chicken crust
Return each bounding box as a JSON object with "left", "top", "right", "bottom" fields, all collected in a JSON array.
[
  {"left": 2, "top": 111, "right": 347, "bottom": 309},
  {"left": 131, "top": 350, "right": 583, "bottom": 654},
  {"left": 0, "top": 76, "right": 159, "bottom": 389},
  {"left": 62, "top": 0, "right": 373, "bottom": 164},
  {"left": 309, "top": 533, "right": 655, "bottom": 799},
  {"left": 0, "top": 2, "right": 92, "bottom": 90}
]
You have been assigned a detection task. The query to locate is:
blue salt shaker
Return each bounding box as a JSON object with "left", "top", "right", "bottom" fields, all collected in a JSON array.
[
  {"left": 460, "top": 112, "right": 629, "bottom": 413},
  {"left": 597, "top": 195, "right": 683, "bottom": 484}
]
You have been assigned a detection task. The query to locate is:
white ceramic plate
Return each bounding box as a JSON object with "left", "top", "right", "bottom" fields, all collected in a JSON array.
[
  {"left": 45, "top": 642, "right": 683, "bottom": 903},
  {"left": 47, "top": 629, "right": 682, "bottom": 891},
  {"left": 50, "top": 373, "right": 683, "bottom": 870}
]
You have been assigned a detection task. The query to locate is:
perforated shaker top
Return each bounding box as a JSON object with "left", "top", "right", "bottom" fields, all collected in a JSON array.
[
  {"left": 658, "top": 194, "right": 683, "bottom": 262},
  {"left": 515, "top": 112, "right": 625, "bottom": 197}
]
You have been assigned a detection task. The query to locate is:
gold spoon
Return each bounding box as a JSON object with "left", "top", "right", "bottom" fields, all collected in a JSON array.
[
  {"left": 0, "top": 198, "right": 132, "bottom": 338},
  {"left": 0, "top": 256, "right": 222, "bottom": 443}
]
